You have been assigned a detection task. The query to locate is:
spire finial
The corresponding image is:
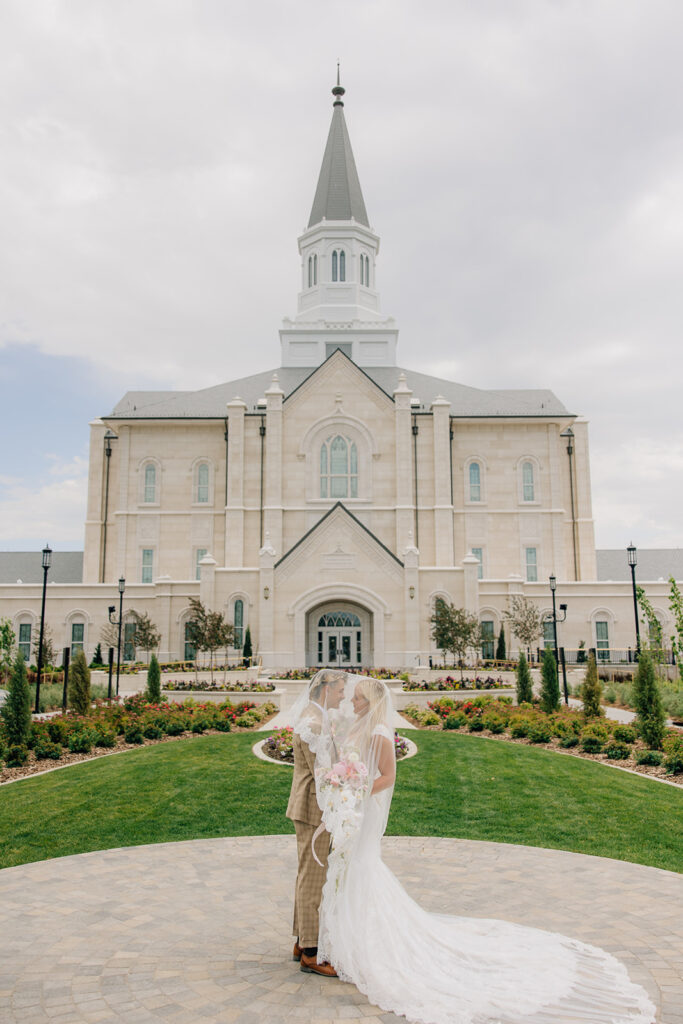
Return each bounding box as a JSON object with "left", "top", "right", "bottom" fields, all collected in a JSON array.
[{"left": 332, "top": 60, "right": 345, "bottom": 106}]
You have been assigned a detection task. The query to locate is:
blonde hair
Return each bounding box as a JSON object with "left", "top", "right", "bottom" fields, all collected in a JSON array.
[
  {"left": 354, "top": 677, "right": 390, "bottom": 736},
  {"left": 309, "top": 669, "right": 346, "bottom": 703}
]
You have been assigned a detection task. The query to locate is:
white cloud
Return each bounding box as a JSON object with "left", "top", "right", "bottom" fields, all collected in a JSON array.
[{"left": 0, "top": 462, "right": 88, "bottom": 548}]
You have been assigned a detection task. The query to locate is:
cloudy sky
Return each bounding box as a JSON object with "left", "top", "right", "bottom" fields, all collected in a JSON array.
[{"left": 1, "top": 0, "right": 682, "bottom": 554}]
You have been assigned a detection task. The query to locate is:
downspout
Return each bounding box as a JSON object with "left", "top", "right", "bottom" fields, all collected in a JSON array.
[
  {"left": 100, "top": 431, "right": 116, "bottom": 583},
  {"left": 412, "top": 413, "right": 419, "bottom": 549},
  {"left": 224, "top": 419, "right": 229, "bottom": 508},
  {"left": 259, "top": 414, "right": 266, "bottom": 547},
  {"left": 449, "top": 416, "right": 454, "bottom": 506}
]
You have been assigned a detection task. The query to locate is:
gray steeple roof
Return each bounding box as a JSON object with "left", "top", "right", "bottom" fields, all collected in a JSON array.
[{"left": 308, "top": 79, "right": 369, "bottom": 228}]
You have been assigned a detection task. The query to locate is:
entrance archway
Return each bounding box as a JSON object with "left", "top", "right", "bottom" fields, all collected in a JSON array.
[{"left": 306, "top": 601, "right": 372, "bottom": 668}]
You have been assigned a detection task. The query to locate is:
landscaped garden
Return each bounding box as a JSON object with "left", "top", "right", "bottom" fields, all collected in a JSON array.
[
  {"left": 402, "top": 675, "right": 509, "bottom": 691},
  {"left": 261, "top": 725, "right": 411, "bottom": 763}
]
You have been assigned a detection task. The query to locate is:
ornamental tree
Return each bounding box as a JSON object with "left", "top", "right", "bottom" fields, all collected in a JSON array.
[
  {"left": 1, "top": 652, "right": 32, "bottom": 746},
  {"left": 430, "top": 600, "right": 481, "bottom": 679},
  {"left": 539, "top": 647, "right": 561, "bottom": 713},
  {"left": 580, "top": 652, "right": 603, "bottom": 718},
  {"left": 504, "top": 596, "right": 543, "bottom": 659},
  {"left": 68, "top": 649, "right": 91, "bottom": 715},
  {"left": 515, "top": 652, "right": 533, "bottom": 705},
  {"left": 146, "top": 654, "right": 161, "bottom": 703},
  {"left": 0, "top": 618, "right": 16, "bottom": 686},
  {"left": 632, "top": 651, "right": 666, "bottom": 749}
]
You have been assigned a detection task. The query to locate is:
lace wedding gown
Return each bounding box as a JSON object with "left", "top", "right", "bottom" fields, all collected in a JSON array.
[{"left": 292, "top": 673, "right": 656, "bottom": 1024}]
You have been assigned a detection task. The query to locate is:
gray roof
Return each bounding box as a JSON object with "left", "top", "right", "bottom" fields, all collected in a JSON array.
[
  {"left": 597, "top": 549, "right": 683, "bottom": 583},
  {"left": 0, "top": 551, "right": 83, "bottom": 584},
  {"left": 308, "top": 94, "right": 369, "bottom": 228},
  {"left": 107, "top": 357, "right": 570, "bottom": 420}
]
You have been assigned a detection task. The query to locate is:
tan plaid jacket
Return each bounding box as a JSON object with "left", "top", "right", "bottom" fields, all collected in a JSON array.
[{"left": 286, "top": 732, "right": 322, "bottom": 827}]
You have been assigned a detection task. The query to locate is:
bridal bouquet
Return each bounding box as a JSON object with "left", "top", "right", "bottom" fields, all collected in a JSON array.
[{"left": 313, "top": 750, "right": 370, "bottom": 873}]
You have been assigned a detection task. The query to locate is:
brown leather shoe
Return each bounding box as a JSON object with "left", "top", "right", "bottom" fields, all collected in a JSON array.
[
  {"left": 300, "top": 952, "right": 338, "bottom": 977},
  {"left": 292, "top": 940, "right": 303, "bottom": 961}
]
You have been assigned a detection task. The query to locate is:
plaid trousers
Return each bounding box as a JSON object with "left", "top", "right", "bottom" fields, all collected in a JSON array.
[{"left": 292, "top": 820, "right": 330, "bottom": 948}]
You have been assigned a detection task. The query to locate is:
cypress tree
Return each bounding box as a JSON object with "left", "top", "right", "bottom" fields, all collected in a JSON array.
[
  {"left": 92, "top": 643, "right": 104, "bottom": 666},
  {"left": 540, "top": 647, "right": 561, "bottom": 713},
  {"left": 515, "top": 651, "right": 533, "bottom": 704},
  {"left": 632, "top": 651, "right": 666, "bottom": 749},
  {"left": 1, "top": 652, "right": 32, "bottom": 745},
  {"left": 242, "top": 626, "right": 253, "bottom": 664},
  {"left": 495, "top": 626, "right": 506, "bottom": 661},
  {"left": 68, "top": 649, "right": 91, "bottom": 715},
  {"left": 146, "top": 654, "right": 161, "bottom": 703},
  {"left": 581, "top": 652, "right": 603, "bottom": 718}
]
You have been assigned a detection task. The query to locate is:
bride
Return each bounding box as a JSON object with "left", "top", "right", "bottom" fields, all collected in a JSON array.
[{"left": 290, "top": 671, "right": 656, "bottom": 1024}]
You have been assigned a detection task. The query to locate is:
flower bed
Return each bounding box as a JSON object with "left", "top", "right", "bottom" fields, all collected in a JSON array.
[
  {"left": 0, "top": 695, "right": 278, "bottom": 784},
  {"left": 401, "top": 696, "right": 683, "bottom": 785},
  {"left": 268, "top": 667, "right": 399, "bottom": 681},
  {"left": 260, "top": 726, "right": 411, "bottom": 764},
  {"left": 402, "top": 675, "right": 509, "bottom": 692},
  {"left": 162, "top": 680, "right": 275, "bottom": 692}
]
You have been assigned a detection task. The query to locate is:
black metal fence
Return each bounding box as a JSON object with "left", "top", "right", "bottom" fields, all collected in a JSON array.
[{"left": 534, "top": 647, "right": 675, "bottom": 667}]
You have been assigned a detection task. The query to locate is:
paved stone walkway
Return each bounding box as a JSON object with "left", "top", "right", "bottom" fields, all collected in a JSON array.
[{"left": 2, "top": 836, "right": 681, "bottom": 1023}]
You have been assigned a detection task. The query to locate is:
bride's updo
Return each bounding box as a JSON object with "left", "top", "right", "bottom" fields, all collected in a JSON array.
[{"left": 354, "top": 677, "right": 391, "bottom": 737}]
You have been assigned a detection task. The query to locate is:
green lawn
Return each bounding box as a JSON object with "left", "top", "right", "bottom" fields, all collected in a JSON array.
[{"left": 1, "top": 731, "right": 681, "bottom": 872}]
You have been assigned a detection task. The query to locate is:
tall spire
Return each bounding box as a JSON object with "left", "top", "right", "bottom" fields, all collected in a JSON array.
[{"left": 308, "top": 71, "right": 369, "bottom": 228}]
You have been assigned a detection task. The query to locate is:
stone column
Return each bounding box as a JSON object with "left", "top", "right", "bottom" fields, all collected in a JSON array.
[
  {"left": 83, "top": 419, "right": 107, "bottom": 583},
  {"left": 225, "top": 397, "right": 247, "bottom": 567},
  {"left": 462, "top": 552, "right": 480, "bottom": 616},
  {"left": 394, "top": 373, "right": 414, "bottom": 555},
  {"left": 199, "top": 554, "right": 217, "bottom": 609},
  {"left": 431, "top": 396, "right": 454, "bottom": 566},
  {"left": 154, "top": 575, "right": 174, "bottom": 661},
  {"left": 403, "top": 535, "right": 421, "bottom": 665},
  {"left": 116, "top": 425, "right": 130, "bottom": 579},
  {"left": 264, "top": 374, "right": 285, "bottom": 557},
  {"left": 258, "top": 534, "right": 276, "bottom": 669}
]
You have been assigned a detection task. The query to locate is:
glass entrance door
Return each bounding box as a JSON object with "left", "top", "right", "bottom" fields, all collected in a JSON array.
[{"left": 316, "top": 611, "right": 362, "bottom": 667}]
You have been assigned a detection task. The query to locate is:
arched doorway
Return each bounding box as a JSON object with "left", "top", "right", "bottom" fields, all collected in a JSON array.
[{"left": 306, "top": 601, "right": 371, "bottom": 668}]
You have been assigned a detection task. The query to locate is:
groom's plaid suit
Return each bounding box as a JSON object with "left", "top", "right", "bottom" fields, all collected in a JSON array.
[{"left": 286, "top": 731, "right": 329, "bottom": 948}]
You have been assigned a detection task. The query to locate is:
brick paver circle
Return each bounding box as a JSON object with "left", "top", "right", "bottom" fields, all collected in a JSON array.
[{"left": 2, "top": 836, "right": 681, "bottom": 1023}]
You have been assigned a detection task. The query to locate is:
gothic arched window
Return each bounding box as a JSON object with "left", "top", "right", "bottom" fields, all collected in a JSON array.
[
  {"left": 469, "top": 461, "right": 481, "bottom": 502},
  {"left": 331, "top": 249, "right": 346, "bottom": 283},
  {"left": 320, "top": 434, "right": 358, "bottom": 499},
  {"left": 313, "top": 253, "right": 317, "bottom": 284},
  {"left": 308, "top": 255, "right": 313, "bottom": 288},
  {"left": 234, "top": 599, "right": 244, "bottom": 648},
  {"left": 339, "top": 249, "right": 346, "bottom": 281},
  {"left": 360, "top": 254, "right": 370, "bottom": 286},
  {"left": 332, "top": 250, "right": 338, "bottom": 281},
  {"left": 143, "top": 463, "right": 156, "bottom": 503},
  {"left": 196, "top": 462, "right": 209, "bottom": 503},
  {"left": 522, "top": 461, "right": 535, "bottom": 502}
]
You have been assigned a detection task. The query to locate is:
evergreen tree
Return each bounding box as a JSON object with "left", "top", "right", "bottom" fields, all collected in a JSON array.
[
  {"left": 632, "top": 651, "right": 666, "bottom": 749},
  {"left": 495, "top": 626, "right": 506, "bottom": 661},
  {"left": 515, "top": 651, "right": 533, "bottom": 704},
  {"left": 68, "top": 649, "right": 91, "bottom": 715},
  {"left": 539, "top": 647, "right": 561, "bottom": 713},
  {"left": 1, "top": 652, "right": 32, "bottom": 746},
  {"left": 146, "top": 654, "right": 161, "bottom": 703},
  {"left": 242, "top": 626, "right": 253, "bottom": 665},
  {"left": 92, "top": 643, "right": 104, "bottom": 666},
  {"left": 580, "top": 652, "right": 603, "bottom": 718}
]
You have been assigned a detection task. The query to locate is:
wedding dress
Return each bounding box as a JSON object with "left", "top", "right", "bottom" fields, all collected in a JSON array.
[{"left": 290, "top": 672, "right": 656, "bottom": 1024}]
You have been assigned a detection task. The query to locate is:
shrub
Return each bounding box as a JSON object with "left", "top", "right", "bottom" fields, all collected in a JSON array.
[
  {"left": 612, "top": 725, "right": 636, "bottom": 744},
  {"left": 468, "top": 717, "right": 485, "bottom": 732},
  {"left": 233, "top": 715, "right": 255, "bottom": 728},
  {"left": 1, "top": 652, "right": 32, "bottom": 746},
  {"left": 28, "top": 723, "right": 49, "bottom": 750},
  {"left": 68, "top": 650, "right": 91, "bottom": 716},
  {"left": 581, "top": 722, "right": 609, "bottom": 742},
  {"left": 482, "top": 713, "right": 505, "bottom": 734},
  {"left": 604, "top": 741, "right": 632, "bottom": 760},
  {"left": 559, "top": 734, "right": 579, "bottom": 748},
  {"left": 580, "top": 734, "right": 604, "bottom": 754},
  {"left": 6, "top": 744, "right": 29, "bottom": 766},
  {"left": 632, "top": 652, "right": 666, "bottom": 750},
  {"left": 214, "top": 716, "right": 232, "bottom": 732},
  {"left": 68, "top": 729, "right": 96, "bottom": 754},
  {"left": 515, "top": 652, "right": 534, "bottom": 705},
  {"left": 527, "top": 719, "right": 552, "bottom": 744},
  {"left": 444, "top": 712, "right": 467, "bottom": 730},
  {"left": 417, "top": 710, "right": 442, "bottom": 727},
  {"left": 124, "top": 723, "right": 144, "bottom": 744},
  {"left": 635, "top": 749, "right": 663, "bottom": 767},
  {"left": 191, "top": 719, "right": 209, "bottom": 733},
  {"left": 146, "top": 654, "right": 161, "bottom": 704},
  {"left": 662, "top": 733, "right": 683, "bottom": 775},
  {"left": 142, "top": 723, "right": 163, "bottom": 740},
  {"left": 604, "top": 688, "right": 617, "bottom": 704},
  {"left": 510, "top": 717, "right": 530, "bottom": 738},
  {"left": 46, "top": 719, "right": 68, "bottom": 745},
  {"left": 34, "top": 740, "right": 63, "bottom": 761},
  {"left": 165, "top": 717, "right": 187, "bottom": 736},
  {"left": 581, "top": 653, "right": 603, "bottom": 719},
  {"left": 94, "top": 727, "right": 117, "bottom": 748},
  {"left": 540, "top": 648, "right": 561, "bottom": 713}
]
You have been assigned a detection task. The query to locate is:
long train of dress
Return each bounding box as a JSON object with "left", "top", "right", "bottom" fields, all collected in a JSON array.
[{"left": 318, "top": 798, "right": 656, "bottom": 1024}]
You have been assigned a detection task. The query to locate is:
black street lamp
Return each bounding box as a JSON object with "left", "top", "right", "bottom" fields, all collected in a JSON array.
[
  {"left": 108, "top": 576, "right": 126, "bottom": 696},
  {"left": 34, "top": 544, "right": 52, "bottom": 713},
  {"left": 548, "top": 575, "right": 569, "bottom": 704},
  {"left": 627, "top": 542, "right": 641, "bottom": 658}
]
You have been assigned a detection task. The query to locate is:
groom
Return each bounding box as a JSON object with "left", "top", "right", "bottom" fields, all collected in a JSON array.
[{"left": 286, "top": 669, "right": 346, "bottom": 977}]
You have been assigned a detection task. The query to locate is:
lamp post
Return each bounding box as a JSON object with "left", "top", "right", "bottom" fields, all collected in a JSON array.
[
  {"left": 108, "top": 576, "right": 125, "bottom": 696},
  {"left": 627, "top": 542, "right": 641, "bottom": 658},
  {"left": 34, "top": 544, "right": 52, "bottom": 713},
  {"left": 548, "top": 575, "right": 569, "bottom": 705},
  {"left": 560, "top": 427, "right": 578, "bottom": 581}
]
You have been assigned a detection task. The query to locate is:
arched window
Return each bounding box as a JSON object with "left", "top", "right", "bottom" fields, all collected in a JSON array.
[
  {"left": 313, "top": 253, "right": 317, "bottom": 284},
  {"left": 360, "top": 254, "right": 370, "bottom": 286},
  {"left": 196, "top": 462, "right": 209, "bottom": 503},
  {"left": 522, "top": 461, "right": 535, "bottom": 502},
  {"left": 318, "top": 612, "right": 361, "bottom": 627},
  {"left": 143, "top": 462, "right": 157, "bottom": 503},
  {"left": 320, "top": 434, "right": 358, "bottom": 499},
  {"left": 331, "top": 249, "right": 346, "bottom": 283},
  {"left": 234, "top": 599, "right": 244, "bottom": 647},
  {"left": 339, "top": 250, "right": 345, "bottom": 281},
  {"left": 308, "top": 255, "right": 313, "bottom": 288},
  {"left": 469, "top": 462, "right": 481, "bottom": 502},
  {"left": 332, "top": 250, "right": 338, "bottom": 282}
]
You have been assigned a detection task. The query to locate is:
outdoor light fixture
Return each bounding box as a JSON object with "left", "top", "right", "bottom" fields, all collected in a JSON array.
[
  {"left": 34, "top": 544, "right": 53, "bottom": 713},
  {"left": 409, "top": 586, "right": 415, "bottom": 600},
  {"left": 627, "top": 542, "right": 640, "bottom": 657},
  {"left": 549, "top": 574, "right": 556, "bottom": 592},
  {"left": 263, "top": 586, "right": 270, "bottom": 600},
  {"left": 108, "top": 577, "right": 126, "bottom": 696},
  {"left": 547, "top": 575, "right": 569, "bottom": 705},
  {"left": 560, "top": 427, "right": 578, "bottom": 580}
]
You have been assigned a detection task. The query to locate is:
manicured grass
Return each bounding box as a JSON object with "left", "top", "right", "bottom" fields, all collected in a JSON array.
[{"left": 0, "top": 731, "right": 680, "bottom": 872}]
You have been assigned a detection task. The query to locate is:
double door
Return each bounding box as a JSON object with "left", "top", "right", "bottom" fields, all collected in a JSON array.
[{"left": 318, "top": 627, "right": 362, "bottom": 667}]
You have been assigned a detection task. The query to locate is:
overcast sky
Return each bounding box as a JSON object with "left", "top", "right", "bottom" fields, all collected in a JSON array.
[{"left": 1, "top": 0, "right": 682, "bottom": 556}]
